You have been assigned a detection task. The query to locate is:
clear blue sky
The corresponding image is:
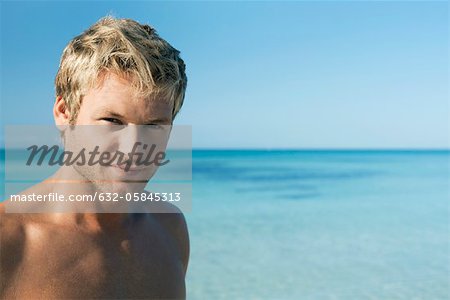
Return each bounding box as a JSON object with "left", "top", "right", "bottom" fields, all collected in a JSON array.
[{"left": 1, "top": 1, "right": 448, "bottom": 149}]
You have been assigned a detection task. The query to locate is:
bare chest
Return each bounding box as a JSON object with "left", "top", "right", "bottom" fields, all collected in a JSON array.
[{"left": 3, "top": 226, "right": 185, "bottom": 299}]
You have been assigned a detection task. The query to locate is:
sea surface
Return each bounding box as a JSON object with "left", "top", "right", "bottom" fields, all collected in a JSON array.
[
  {"left": 1, "top": 150, "right": 449, "bottom": 299},
  {"left": 185, "top": 150, "right": 449, "bottom": 299}
]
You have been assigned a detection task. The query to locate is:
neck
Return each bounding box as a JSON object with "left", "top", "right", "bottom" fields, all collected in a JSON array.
[{"left": 44, "top": 166, "right": 139, "bottom": 232}]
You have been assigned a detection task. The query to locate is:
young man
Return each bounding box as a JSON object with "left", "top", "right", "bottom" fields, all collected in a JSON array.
[{"left": 0, "top": 17, "right": 189, "bottom": 299}]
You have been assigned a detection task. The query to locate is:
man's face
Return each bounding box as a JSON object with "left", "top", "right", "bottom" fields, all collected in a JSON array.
[{"left": 64, "top": 72, "right": 173, "bottom": 193}]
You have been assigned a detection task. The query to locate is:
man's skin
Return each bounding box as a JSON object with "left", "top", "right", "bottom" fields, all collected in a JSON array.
[{"left": 0, "top": 73, "right": 190, "bottom": 299}]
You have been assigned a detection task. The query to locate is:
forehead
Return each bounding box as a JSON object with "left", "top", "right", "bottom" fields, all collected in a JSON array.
[{"left": 83, "top": 73, "right": 173, "bottom": 120}]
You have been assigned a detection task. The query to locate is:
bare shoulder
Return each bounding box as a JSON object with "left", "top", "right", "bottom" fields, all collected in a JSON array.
[
  {"left": 2, "top": 181, "right": 52, "bottom": 213},
  {"left": 1, "top": 182, "right": 51, "bottom": 268},
  {"left": 148, "top": 201, "right": 190, "bottom": 274},
  {"left": 0, "top": 208, "right": 27, "bottom": 292},
  {"left": 152, "top": 202, "right": 189, "bottom": 238},
  {"left": 147, "top": 197, "right": 189, "bottom": 243},
  {"left": 0, "top": 205, "right": 27, "bottom": 255},
  {"left": 0, "top": 204, "right": 26, "bottom": 244}
]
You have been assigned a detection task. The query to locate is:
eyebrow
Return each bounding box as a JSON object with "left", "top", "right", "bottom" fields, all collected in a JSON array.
[{"left": 96, "top": 108, "right": 171, "bottom": 124}]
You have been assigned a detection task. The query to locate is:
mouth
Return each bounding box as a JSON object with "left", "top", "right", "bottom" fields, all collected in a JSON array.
[{"left": 111, "top": 164, "right": 148, "bottom": 174}]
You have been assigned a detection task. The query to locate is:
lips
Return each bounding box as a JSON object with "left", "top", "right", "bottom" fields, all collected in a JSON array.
[{"left": 111, "top": 164, "right": 148, "bottom": 173}]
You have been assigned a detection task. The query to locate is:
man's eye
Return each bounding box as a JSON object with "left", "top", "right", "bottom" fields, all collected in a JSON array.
[
  {"left": 101, "top": 118, "right": 123, "bottom": 125},
  {"left": 147, "top": 124, "right": 163, "bottom": 129}
]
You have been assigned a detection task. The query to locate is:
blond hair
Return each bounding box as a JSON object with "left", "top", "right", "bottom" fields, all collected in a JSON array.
[{"left": 55, "top": 16, "right": 187, "bottom": 123}]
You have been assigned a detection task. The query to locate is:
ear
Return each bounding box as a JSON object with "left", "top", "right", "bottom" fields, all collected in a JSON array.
[{"left": 53, "top": 96, "right": 71, "bottom": 126}]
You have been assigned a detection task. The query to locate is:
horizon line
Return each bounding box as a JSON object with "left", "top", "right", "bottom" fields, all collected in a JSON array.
[
  {"left": 1, "top": 147, "right": 449, "bottom": 152},
  {"left": 191, "top": 148, "right": 450, "bottom": 151}
]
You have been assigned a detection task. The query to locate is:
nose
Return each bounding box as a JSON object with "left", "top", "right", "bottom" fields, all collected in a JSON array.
[{"left": 117, "top": 125, "right": 143, "bottom": 161}]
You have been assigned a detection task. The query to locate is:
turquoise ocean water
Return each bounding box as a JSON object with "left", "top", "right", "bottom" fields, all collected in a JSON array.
[
  {"left": 185, "top": 150, "right": 449, "bottom": 299},
  {"left": 1, "top": 150, "right": 449, "bottom": 299}
]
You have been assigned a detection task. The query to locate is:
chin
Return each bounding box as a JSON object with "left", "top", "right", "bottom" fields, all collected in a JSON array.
[{"left": 100, "top": 180, "right": 147, "bottom": 194}]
